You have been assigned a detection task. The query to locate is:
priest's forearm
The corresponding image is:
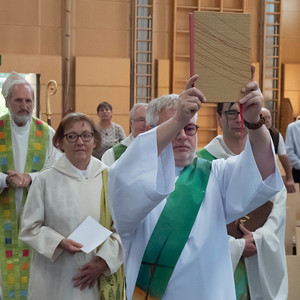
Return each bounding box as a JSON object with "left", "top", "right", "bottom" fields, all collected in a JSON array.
[{"left": 248, "top": 125, "right": 275, "bottom": 181}]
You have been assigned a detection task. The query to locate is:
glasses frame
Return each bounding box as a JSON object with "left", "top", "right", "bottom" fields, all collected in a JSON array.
[
  {"left": 224, "top": 110, "right": 241, "bottom": 120},
  {"left": 64, "top": 132, "right": 94, "bottom": 143},
  {"left": 180, "top": 123, "right": 199, "bottom": 136},
  {"left": 131, "top": 117, "right": 146, "bottom": 123}
]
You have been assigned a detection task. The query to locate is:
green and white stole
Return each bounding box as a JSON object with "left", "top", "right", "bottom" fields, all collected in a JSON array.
[
  {"left": 99, "top": 168, "right": 125, "bottom": 300},
  {"left": 113, "top": 143, "right": 127, "bottom": 161},
  {"left": 0, "top": 114, "right": 49, "bottom": 300},
  {"left": 197, "top": 148, "right": 249, "bottom": 300},
  {"left": 132, "top": 158, "right": 211, "bottom": 300}
]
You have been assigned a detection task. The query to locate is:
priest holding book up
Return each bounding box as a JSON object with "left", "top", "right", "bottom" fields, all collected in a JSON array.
[{"left": 108, "top": 71, "right": 284, "bottom": 300}]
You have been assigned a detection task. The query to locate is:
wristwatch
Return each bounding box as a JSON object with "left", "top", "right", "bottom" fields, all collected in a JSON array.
[{"left": 244, "top": 113, "right": 265, "bottom": 130}]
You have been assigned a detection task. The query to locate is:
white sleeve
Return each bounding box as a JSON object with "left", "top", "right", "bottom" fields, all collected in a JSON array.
[
  {"left": 108, "top": 128, "right": 175, "bottom": 235},
  {"left": 19, "top": 175, "right": 65, "bottom": 262},
  {"left": 101, "top": 148, "right": 116, "bottom": 167},
  {"left": 0, "top": 172, "right": 8, "bottom": 191},
  {"left": 228, "top": 236, "right": 245, "bottom": 270},
  {"left": 245, "top": 188, "right": 288, "bottom": 299},
  {"left": 286, "top": 124, "right": 300, "bottom": 169},
  {"left": 213, "top": 137, "right": 284, "bottom": 224},
  {"left": 96, "top": 223, "right": 123, "bottom": 275},
  {"left": 277, "top": 133, "right": 286, "bottom": 156}
]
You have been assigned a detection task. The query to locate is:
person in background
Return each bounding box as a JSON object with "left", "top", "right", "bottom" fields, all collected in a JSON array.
[
  {"left": 108, "top": 70, "right": 283, "bottom": 300},
  {"left": 93, "top": 102, "right": 126, "bottom": 159},
  {"left": 0, "top": 71, "right": 61, "bottom": 300},
  {"left": 19, "top": 112, "right": 124, "bottom": 300},
  {"left": 102, "top": 103, "right": 150, "bottom": 166},
  {"left": 285, "top": 117, "right": 300, "bottom": 185},
  {"left": 261, "top": 107, "right": 295, "bottom": 193},
  {"left": 198, "top": 102, "right": 287, "bottom": 300}
]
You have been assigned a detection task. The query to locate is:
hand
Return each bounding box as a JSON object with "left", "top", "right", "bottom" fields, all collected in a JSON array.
[
  {"left": 239, "top": 65, "right": 263, "bottom": 123},
  {"left": 173, "top": 75, "right": 206, "bottom": 127},
  {"left": 6, "top": 171, "right": 32, "bottom": 188},
  {"left": 58, "top": 239, "right": 83, "bottom": 255},
  {"left": 284, "top": 177, "right": 296, "bottom": 193},
  {"left": 239, "top": 223, "right": 257, "bottom": 258},
  {"left": 72, "top": 257, "right": 109, "bottom": 290}
]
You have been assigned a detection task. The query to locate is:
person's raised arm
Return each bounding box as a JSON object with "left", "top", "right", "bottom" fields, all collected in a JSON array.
[
  {"left": 239, "top": 66, "right": 275, "bottom": 180},
  {"left": 157, "top": 75, "right": 206, "bottom": 154},
  {"left": 279, "top": 154, "right": 296, "bottom": 193}
]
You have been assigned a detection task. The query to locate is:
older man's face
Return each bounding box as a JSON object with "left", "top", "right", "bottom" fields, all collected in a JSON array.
[
  {"left": 261, "top": 109, "right": 272, "bottom": 129},
  {"left": 6, "top": 84, "right": 34, "bottom": 126},
  {"left": 158, "top": 108, "right": 197, "bottom": 167},
  {"left": 130, "top": 106, "right": 151, "bottom": 138}
]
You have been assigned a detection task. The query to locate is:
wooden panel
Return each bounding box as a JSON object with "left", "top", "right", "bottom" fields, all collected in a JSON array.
[
  {"left": 0, "top": 26, "right": 40, "bottom": 54},
  {"left": 74, "top": 29, "right": 131, "bottom": 57},
  {"left": 286, "top": 256, "right": 300, "bottom": 299},
  {"left": 0, "top": 54, "right": 41, "bottom": 73},
  {"left": 40, "top": 56, "right": 63, "bottom": 84},
  {"left": 281, "top": 38, "right": 300, "bottom": 64},
  {"left": 75, "top": 86, "right": 130, "bottom": 114},
  {"left": 282, "top": 64, "right": 300, "bottom": 116},
  {"left": 75, "top": 57, "right": 130, "bottom": 86},
  {"left": 40, "top": 28, "right": 62, "bottom": 55},
  {"left": 155, "top": 32, "right": 171, "bottom": 58},
  {"left": 41, "top": 0, "right": 62, "bottom": 27},
  {"left": 285, "top": 206, "right": 296, "bottom": 255},
  {"left": 284, "top": 92, "right": 300, "bottom": 116},
  {"left": 74, "top": 0, "right": 130, "bottom": 30},
  {"left": 0, "top": 0, "right": 40, "bottom": 25},
  {"left": 157, "top": 59, "right": 170, "bottom": 94}
]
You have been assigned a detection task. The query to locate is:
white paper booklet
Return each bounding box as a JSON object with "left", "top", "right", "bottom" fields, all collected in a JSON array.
[{"left": 68, "top": 216, "right": 112, "bottom": 253}]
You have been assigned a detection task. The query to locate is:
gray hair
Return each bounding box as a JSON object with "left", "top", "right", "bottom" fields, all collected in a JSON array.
[
  {"left": 6, "top": 80, "right": 34, "bottom": 102},
  {"left": 146, "top": 94, "right": 179, "bottom": 126},
  {"left": 129, "top": 103, "right": 148, "bottom": 119},
  {"left": 146, "top": 94, "right": 198, "bottom": 125}
]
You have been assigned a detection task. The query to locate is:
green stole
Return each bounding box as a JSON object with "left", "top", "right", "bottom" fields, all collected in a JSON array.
[
  {"left": 197, "top": 148, "right": 249, "bottom": 300},
  {"left": 113, "top": 143, "right": 127, "bottom": 161},
  {"left": 99, "top": 168, "right": 125, "bottom": 300},
  {"left": 0, "top": 114, "right": 49, "bottom": 300},
  {"left": 133, "top": 158, "right": 211, "bottom": 300}
]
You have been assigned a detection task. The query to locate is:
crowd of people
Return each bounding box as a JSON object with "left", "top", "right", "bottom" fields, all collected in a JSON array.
[{"left": 0, "top": 69, "right": 298, "bottom": 300}]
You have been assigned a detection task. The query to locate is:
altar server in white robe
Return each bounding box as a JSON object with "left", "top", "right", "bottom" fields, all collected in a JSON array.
[
  {"left": 0, "top": 72, "right": 61, "bottom": 300},
  {"left": 102, "top": 103, "right": 150, "bottom": 166},
  {"left": 19, "top": 113, "right": 123, "bottom": 300},
  {"left": 108, "top": 72, "right": 283, "bottom": 300},
  {"left": 198, "top": 102, "right": 287, "bottom": 300}
]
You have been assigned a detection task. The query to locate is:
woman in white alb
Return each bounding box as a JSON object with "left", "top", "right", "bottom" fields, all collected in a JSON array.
[{"left": 19, "top": 113, "right": 123, "bottom": 300}]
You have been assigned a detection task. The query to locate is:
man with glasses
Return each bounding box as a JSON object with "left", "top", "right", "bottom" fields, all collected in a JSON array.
[
  {"left": 198, "top": 102, "right": 288, "bottom": 300},
  {"left": 102, "top": 103, "right": 150, "bottom": 166},
  {"left": 108, "top": 75, "right": 283, "bottom": 300},
  {"left": 0, "top": 72, "right": 61, "bottom": 300}
]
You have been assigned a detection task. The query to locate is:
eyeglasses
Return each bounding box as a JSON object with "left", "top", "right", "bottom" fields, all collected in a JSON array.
[
  {"left": 179, "top": 123, "right": 199, "bottom": 136},
  {"left": 224, "top": 110, "right": 240, "bottom": 120},
  {"left": 64, "top": 132, "right": 94, "bottom": 143},
  {"left": 132, "top": 117, "right": 146, "bottom": 123}
]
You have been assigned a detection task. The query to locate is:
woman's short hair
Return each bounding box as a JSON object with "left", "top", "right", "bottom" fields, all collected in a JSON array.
[
  {"left": 97, "top": 102, "right": 112, "bottom": 113},
  {"left": 53, "top": 112, "right": 101, "bottom": 151}
]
